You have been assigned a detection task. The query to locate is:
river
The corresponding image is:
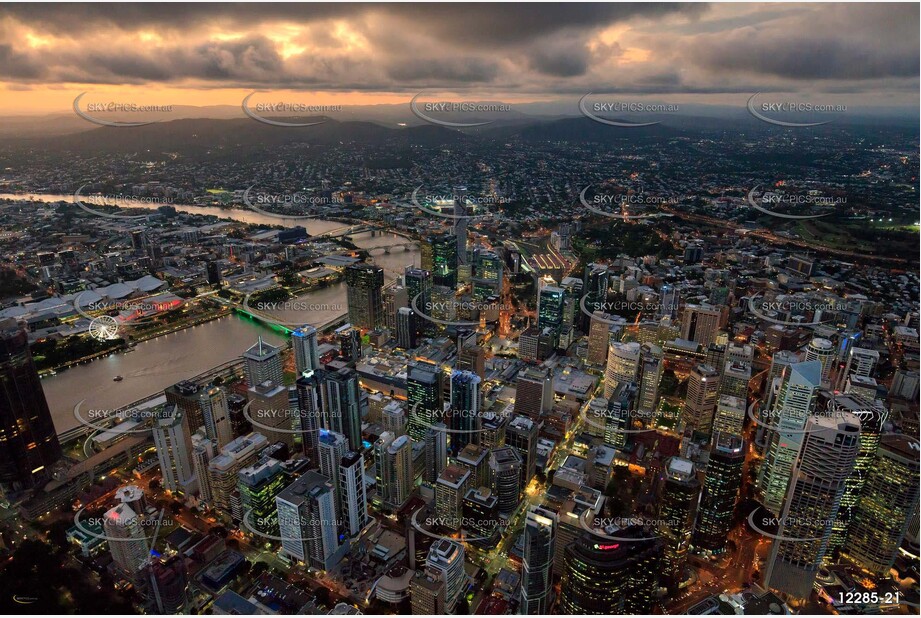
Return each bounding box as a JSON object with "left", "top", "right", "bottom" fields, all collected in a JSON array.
[{"left": 2, "top": 193, "right": 421, "bottom": 436}]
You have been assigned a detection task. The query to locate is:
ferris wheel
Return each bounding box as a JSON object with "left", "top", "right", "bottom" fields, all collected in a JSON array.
[{"left": 88, "top": 315, "right": 120, "bottom": 341}]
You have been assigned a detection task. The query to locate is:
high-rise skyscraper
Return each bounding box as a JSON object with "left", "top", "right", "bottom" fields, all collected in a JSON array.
[
  {"left": 513, "top": 367, "right": 554, "bottom": 419},
  {"left": 422, "top": 233, "right": 458, "bottom": 290},
  {"left": 435, "top": 464, "right": 471, "bottom": 530},
  {"left": 320, "top": 367, "right": 362, "bottom": 451},
  {"left": 520, "top": 506, "right": 557, "bottom": 614},
  {"left": 292, "top": 325, "right": 320, "bottom": 375},
  {"left": 345, "top": 263, "right": 385, "bottom": 330},
  {"left": 424, "top": 424, "right": 448, "bottom": 485},
  {"left": 396, "top": 307, "right": 418, "bottom": 349},
  {"left": 462, "top": 486, "right": 499, "bottom": 544},
  {"left": 237, "top": 458, "right": 285, "bottom": 534},
  {"left": 104, "top": 502, "right": 149, "bottom": 581},
  {"left": 411, "top": 568, "right": 446, "bottom": 615},
  {"left": 603, "top": 341, "right": 641, "bottom": 399},
  {"left": 191, "top": 430, "right": 216, "bottom": 503},
  {"left": 582, "top": 263, "right": 610, "bottom": 332},
  {"left": 506, "top": 415, "right": 539, "bottom": 488},
  {"left": 0, "top": 320, "right": 62, "bottom": 494},
  {"left": 604, "top": 381, "right": 639, "bottom": 450},
  {"left": 199, "top": 385, "right": 232, "bottom": 449},
  {"left": 693, "top": 432, "right": 744, "bottom": 554},
  {"left": 489, "top": 446, "right": 522, "bottom": 516},
  {"left": 713, "top": 394, "right": 746, "bottom": 436},
  {"left": 295, "top": 371, "right": 322, "bottom": 462},
  {"left": 680, "top": 304, "right": 722, "bottom": 346},
  {"left": 375, "top": 432, "right": 413, "bottom": 510},
  {"left": 317, "top": 429, "right": 349, "bottom": 517},
  {"left": 559, "top": 527, "right": 663, "bottom": 614},
  {"left": 207, "top": 432, "right": 268, "bottom": 514},
  {"left": 836, "top": 346, "right": 879, "bottom": 391},
  {"left": 447, "top": 370, "right": 481, "bottom": 454},
  {"left": 658, "top": 456, "right": 700, "bottom": 585},
  {"left": 275, "top": 470, "right": 347, "bottom": 570},
  {"left": 803, "top": 337, "right": 835, "bottom": 385},
  {"left": 407, "top": 360, "right": 443, "bottom": 440},
  {"left": 426, "top": 539, "right": 466, "bottom": 612},
  {"left": 840, "top": 434, "right": 921, "bottom": 577},
  {"left": 538, "top": 285, "right": 565, "bottom": 331},
  {"left": 471, "top": 249, "right": 503, "bottom": 300},
  {"left": 143, "top": 554, "right": 190, "bottom": 614},
  {"left": 587, "top": 311, "right": 617, "bottom": 365},
  {"left": 718, "top": 360, "right": 751, "bottom": 400},
  {"left": 153, "top": 404, "right": 195, "bottom": 495},
  {"left": 340, "top": 450, "right": 369, "bottom": 538},
  {"left": 682, "top": 364, "right": 720, "bottom": 437},
  {"left": 243, "top": 337, "right": 283, "bottom": 387},
  {"left": 758, "top": 361, "right": 822, "bottom": 514},
  {"left": 764, "top": 412, "right": 860, "bottom": 600}
]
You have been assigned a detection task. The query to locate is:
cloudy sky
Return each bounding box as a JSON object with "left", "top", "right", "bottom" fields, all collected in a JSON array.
[{"left": 1, "top": 2, "right": 917, "bottom": 114}]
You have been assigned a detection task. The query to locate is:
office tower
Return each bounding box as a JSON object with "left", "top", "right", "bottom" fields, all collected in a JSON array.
[
  {"left": 456, "top": 443, "right": 490, "bottom": 490},
  {"left": 804, "top": 337, "right": 835, "bottom": 384},
  {"left": 658, "top": 456, "right": 700, "bottom": 584},
  {"left": 426, "top": 539, "right": 466, "bottom": 612},
  {"left": 705, "top": 342, "right": 727, "bottom": 374},
  {"left": 489, "top": 446, "right": 522, "bottom": 516},
  {"left": 243, "top": 337, "right": 283, "bottom": 387},
  {"left": 680, "top": 304, "right": 722, "bottom": 346},
  {"left": 719, "top": 360, "right": 751, "bottom": 400},
  {"left": 506, "top": 415, "right": 539, "bottom": 487},
  {"left": 164, "top": 380, "right": 206, "bottom": 443},
  {"left": 587, "top": 311, "right": 616, "bottom": 365},
  {"left": 237, "top": 458, "right": 285, "bottom": 534},
  {"left": 407, "top": 361, "right": 443, "bottom": 440},
  {"left": 582, "top": 263, "right": 610, "bottom": 331},
  {"left": 457, "top": 345, "right": 486, "bottom": 378},
  {"left": 462, "top": 486, "right": 499, "bottom": 544},
  {"left": 518, "top": 325, "right": 558, "bottom": 363},
  {"left": 827, "top": 393, "right": 889, "bottom": 553},
  {"left": 381, "top": 400, "right": 406, "bottom": 437},
  {"left": 375, "top": 432, "right": 413, "bottom": 510},
  {"left": 275, "top": 470, "right": 347, "bottom": 570},
  {"left": 454, "top": 188, "right": 469, "bottom": 267},
  {"left": 208, "top": 433, "right": 269, "bottom": 514},
  {"left": 559, "top": 527, "right": 663, "bottom": 614},
  {"left": 764, "top": 412, "right": 860, "bottom": 600},
  {"left": 604, "top": 381, "right": 639, "bottom": 449},
  {"left": 520, "top": 506, "right": 557, "bottom": 615},
  {"left": 764, "top": 350, "right": 799, "bottom": 411},
  {"left": 318, "top": 429, "right": 349, "bottom": 515},
  {"left": 447, "top": 370, "right": 481, "bottom": 454},
  {"left": 480, "top": 412, "right": 507, "bottom": 449},
  {"left": 693, "top": 432, "right": 744, "bottom": 554},
  {"left": 713, "top": 394, "right": 746, "bottom": 436},
  {"left": 424, "top": 425, "right": 449, "bottom": 485},
  {"left": 836, "top": 346, "right": 879, "bottom": 390},
  {"left": 340, "top": 450, "right": 369, "bottom": 537},
  {"left": 638, "top": 354, "right": 663, "bottom": 415},
  {"left": 891, "top": 369, "right": 920, "bottom": 401},
  {"left": 0, "top": 321, "right": 62, "bottom": 494},
  {"left": 200, "top": 385, "right": 232, "bottom": 449},
  {"left": 411, "top": 568, "right": 446, "bottom": 615},
  {"left": 435, "top": 464, "right": 471, "bottom": 530},
  {"left": 603, "top": 341, "right": 641, "bottom": 399},
  {"left": 560, "top": 276, "right": 583, "bottom": 327},
  {"left": 345, "top": 263, "right": 385, "bottom": 330},
  {"left": 841, "top": 434, "right": 921, "bottom": 576},
  {"left": 396, "top": 307, "right": 417, "bottom": 349},
  {"left": 759, "top": 361, "right": 822, "bottom": 514},
  {"left": 472, "top": 250, "right": 503, "bottom": 300},
  {"left": 248, "top": 380, "right": 294, "bottom": 449},
  {"left": 320, "top": 368, "right": 362, "bottom": 451},
  {"left": 659, "top": 284, "right": 680, "bottom": 319},
  {"left": 292, "top": 325, "right": 320, "bottom": 375},
  {"left": 404, "top": 266, "right": 433, "bottom": 322},
  {"left": 191, "top": 431, "right": 217, "bottom": 503},
  {"left": 337, "top": 324, "right": 361, "bottom": 362},
  {"left": 422, "top": 232, "right": 458, "bottom": 290},
  {"left": 513, "top": 367, "right": 554, "bottom": 419},
  {"left": 538, "top": 285, "right": 565, "bottom": 331},
  {"left": 153, "top": 404, "right": 195, "bottom": 495},
  {"left": 104, "top": 503, "right": 148, "bottom": 580},
  {"left": 383, "top": 284, "right": 408, "bottom": 333},
  {"left": 295, "top": 371, "right": 322, "bottom": 462},
  {"left": 144, "top": 555, "right": 190, "bottom": 614},
  {"left": 683, "top": 364, "right": 720, "bottom": 437}
]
